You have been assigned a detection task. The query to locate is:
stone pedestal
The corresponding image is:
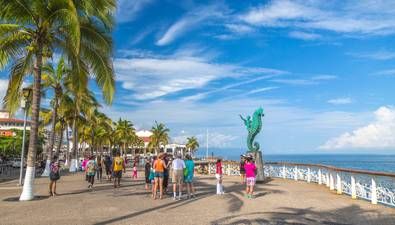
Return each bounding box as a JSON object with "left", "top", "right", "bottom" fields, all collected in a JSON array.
[{"left": 251, "top": 151, "right": 264, "bottom": 182}]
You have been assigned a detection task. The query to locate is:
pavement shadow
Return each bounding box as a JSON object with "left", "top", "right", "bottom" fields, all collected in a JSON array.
[
  {"left": 3, "top": 195, "right": 50, "bottom": 202},
  {"left": 210, "top": 205, "right": 395, "bottom": 225}
]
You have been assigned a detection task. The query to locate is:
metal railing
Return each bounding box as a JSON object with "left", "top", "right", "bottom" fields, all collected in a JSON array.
[{"left": 265, "top": 162, "right": 395, "bottom": 207}]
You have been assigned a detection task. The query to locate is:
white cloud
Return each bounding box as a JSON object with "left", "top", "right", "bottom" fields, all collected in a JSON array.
[
  {"left": 374, "top": 69, "right": 395, "bottom": 77},
  {"left": 156, "top": 4, "right": 226, "bottom": 46},
  {"left": 271, "top": 79, "right": 318, "bottom": 85},
  {"left": 348, "top": 50, "right": 395, "bottom": 60},
  {"left": 240, "top": 0, "right": 395, "bottom": 36},
  {"left": 116, "top": 0, "right": 154, "bottom": 23},
  {"left": 225, "top": 24, "right": 254, "bottom": 34},
  {"left": 289, "top": 31, "right": 321, "bottom": 40},
  {"left": 114, "top": 50, "right": 285, "bottom": 101},
  {"left": 311, "top": 75, "right": 338, "bottom": 81},
  {"left": 172, "top": 132, "right": 237, "bottom": 148},
  {"left": 328, "top": 97, "right": 353, "bottom": 105},
  {"left": 0, "top": 79, "right": 8, "bottom": 103},
  {"left": 320, "top": 106, "right": 395, "bottom": 149}
]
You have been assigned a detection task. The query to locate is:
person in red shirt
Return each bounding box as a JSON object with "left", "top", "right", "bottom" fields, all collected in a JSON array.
[{"left": 215, "top": 159, "right": 224, "bottom": 195}]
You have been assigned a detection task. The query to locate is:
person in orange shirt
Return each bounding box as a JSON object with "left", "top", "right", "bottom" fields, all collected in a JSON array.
[
  {"left": 112, "top": 152, "right": 126, "bottom": 188},
  {"left": 153, "top": 153, "right": 167, "bottom": 199}
]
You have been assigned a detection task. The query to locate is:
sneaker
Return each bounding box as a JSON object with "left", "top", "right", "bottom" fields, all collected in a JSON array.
[{"left": 173, "top": 196, "right": 177, "bottom": 200}]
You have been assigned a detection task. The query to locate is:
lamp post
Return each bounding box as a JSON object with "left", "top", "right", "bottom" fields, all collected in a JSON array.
[{"left": 18, "top": 88, "right": 32, "bottom": 186}]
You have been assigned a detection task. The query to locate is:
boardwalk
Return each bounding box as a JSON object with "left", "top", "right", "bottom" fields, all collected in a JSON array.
[{"left": 0, "top": 170, "right": 394, "bottom": 225}]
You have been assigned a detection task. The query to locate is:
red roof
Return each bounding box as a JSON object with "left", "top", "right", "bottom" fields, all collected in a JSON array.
[
  {"left": 0, "top": 118, "right": 31, "bottom": 124},
  {"left": 140, "top": 137, "right": 151, "bottom": 143}
]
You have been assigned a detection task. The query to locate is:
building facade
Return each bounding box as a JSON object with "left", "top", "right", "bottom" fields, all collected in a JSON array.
[{"left": 0, "top": 110, "right": 30, "bottom": 137}]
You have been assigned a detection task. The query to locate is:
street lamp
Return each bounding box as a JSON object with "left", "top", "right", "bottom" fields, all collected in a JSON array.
[{"left": 18, "top": 87, "right": 32, "bottom": 186}]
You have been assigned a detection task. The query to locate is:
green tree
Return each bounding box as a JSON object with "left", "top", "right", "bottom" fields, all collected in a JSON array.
[
  {"left": 186, "top": 136, "right": 199, "bottom": 157},
  {"left": 114, "top": 119, "right": 136, "bottom": 156},
  {"left": 148, "top": 121, "right": 170, "bottom": 155}
]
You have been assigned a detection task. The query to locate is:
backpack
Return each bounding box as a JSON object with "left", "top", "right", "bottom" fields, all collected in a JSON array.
[{"left": 87, "top": 161, "right": 95, "bottom": 173}]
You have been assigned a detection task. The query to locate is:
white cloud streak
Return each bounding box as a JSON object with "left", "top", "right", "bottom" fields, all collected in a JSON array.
[
  {"left": 320, "top": 106, "right": 395, "bottom": 149},
  {"left": 327, "top": 98, "right": 353, "bottom": 105},
  {"left": 348, "top": 50, "right": 395, "bottom": 60},
  {"left": 289, "top": 31, "right": 321, "bottom": 40},
  {"left": 116, "top": 0, "right": 154, "bottom": 23}
]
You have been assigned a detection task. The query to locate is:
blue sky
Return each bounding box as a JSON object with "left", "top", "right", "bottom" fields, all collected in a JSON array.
[{"left": 1, "top": 0, "right": 395, "bottom": 154}]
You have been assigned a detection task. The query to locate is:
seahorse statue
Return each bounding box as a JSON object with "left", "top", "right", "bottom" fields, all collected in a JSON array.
[{"left": 240, "top": 107, "right": 264, "bottom": 152}]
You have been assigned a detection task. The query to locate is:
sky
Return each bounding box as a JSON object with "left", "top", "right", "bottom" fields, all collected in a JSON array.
[{"left": 1, "top": 0, "right": 395, "bottom": 155}]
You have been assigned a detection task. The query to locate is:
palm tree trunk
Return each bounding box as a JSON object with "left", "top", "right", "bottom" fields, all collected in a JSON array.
[
  {"left": 55, "top": 128, "right": 63, "bottom": 156},
  {"left": 65, "top": 126, "right": 70, "bottom": 166},
  {"left": 69, "top": 111, "right": 78, "bottom": 172},
  {"left": 41, "top": 101, "right": 58, "bottom": 176},
  {"left": 20, "top": 48, "right": 43, "bottom": 201}
]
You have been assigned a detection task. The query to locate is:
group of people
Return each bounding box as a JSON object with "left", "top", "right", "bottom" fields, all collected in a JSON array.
[
  {"left": 47, "top": 151, "right": 258, "bottom": 199},
  {"left": 144, "top": 153, "right": 195, "bottom": 200}
]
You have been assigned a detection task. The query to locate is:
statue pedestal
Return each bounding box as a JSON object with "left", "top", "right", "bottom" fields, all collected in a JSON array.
[{"left": 251, "top": 151, "right": 264, "bottom": 182}]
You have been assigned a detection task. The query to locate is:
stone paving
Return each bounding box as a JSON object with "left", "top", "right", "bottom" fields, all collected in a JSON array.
[{"left": 0, "top": 169, "right": 394, "bottom": 225}]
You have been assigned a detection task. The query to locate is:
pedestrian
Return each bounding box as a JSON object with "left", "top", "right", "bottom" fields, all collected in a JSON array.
[
  {"left": 163, "top": 154, "right": 171, "bottom": 194},
  {"left": 149, "top": 156, "right": 156, "bottom": 197},
  {"left": 144, "top": 158, "right": 151, "bottom": 190},
  {"left": 171, "top": 154, "right": 185, "bottom": 200},
  {"left": 132, "top": 161, "right": 138, "bottom": 179},
  {"left": 104, "top": 155, "right": 112, "bottom": 181},
  {"left": 82, "top": 156, "right": 89, "bottom": 181},
  {"left": 86, "top": 156, "right": 97, "bottom": 189},
  {"left": 184, "top": 154, "right": 196, "bottom": 198},
  {"left": 244, "top": 156, "right": 257, "bottom": 198},
  {"left": 215, "top": 159, "right": 224, "bottom": 195},
  {"left": 112, "top": 152, "right": 126, "bottom": 188},
  {"left": 153, "top": 153, "right": 167, "bottom": 199},
  {"left": 96, "top": 155, "right": 103, "bottom": 182},
  {"left": 49, "top": 156, "right": 60, "bottom": 197},
  {"left": 239, "top": 155, "right": 246, "bottom": 184}
]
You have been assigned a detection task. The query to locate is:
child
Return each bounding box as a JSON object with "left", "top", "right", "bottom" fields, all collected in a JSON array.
[
  {"left": 244, "top": 156, "right": 257, "bottom": 199},
  {"left": 132, "top": 161, "right": 138, "bottom": 179}
]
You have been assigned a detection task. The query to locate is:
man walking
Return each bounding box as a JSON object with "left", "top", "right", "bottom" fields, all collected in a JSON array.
[
  {"left": 172, "top": 154, "right": 185, "bottom": 200},
  {"left": 112, "top": 152, "right": 126, "bottom": 188}
]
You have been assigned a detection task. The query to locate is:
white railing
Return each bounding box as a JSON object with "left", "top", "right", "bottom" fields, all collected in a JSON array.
[{"left": 264, "top": 162, "right": 395, "bottom": 208}]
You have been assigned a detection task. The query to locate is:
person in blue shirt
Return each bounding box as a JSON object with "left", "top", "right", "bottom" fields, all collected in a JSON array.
[{"left": 184, "top": 154, "right": 196, "bottom": 198}]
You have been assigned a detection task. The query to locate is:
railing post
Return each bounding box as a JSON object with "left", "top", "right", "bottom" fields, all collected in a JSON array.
[
  {"left": 330, "top": 173, "right": 335, "bottom": 191},
  {"left": 351, "top": 175, "right": 357, "bottom": 199},
  {"left": 371, "top": 177, "right": 377, "bottom": 204},
  {"left": 282, "top": 165, "right": 286, "bottom": 179},
  {"left": 294, "top": 166, "right": 298, "bottom": 181},
  {"left": 318, "top": 169, "right": 322, "bottom": 185},
  {"left": 307, "top": 167, "right": 311, "bottom": 183},
  {"left": 336, "top": 173, "right": 342, "bottom": 194},
  {"left": 326, "top": 173, "right": 330, "bottom": 187}
]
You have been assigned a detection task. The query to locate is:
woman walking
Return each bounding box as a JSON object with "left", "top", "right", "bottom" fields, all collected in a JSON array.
[
  {"left": 86, "top": 156, "right": 97, "bottom": 189},
  {"left": 96, "top": 155, "right": 103, "bottom": 182},
  {"left": 144, "top": 158, "right": 151, "bottom": 190},
  {"left": 215, "top": 159, "right": 224, "bottom": 195},
  {"left": 153, "top": 153, "right": 167, "bottom": 199},
  {"left": 49, "top": 156, "right": 60, "bottom": 197},
  {"left": 244, "top": 156, "right": 257, "bottom": 198},
  {"left": 184, "top": 155, "right": 196, "bottom": 198}
]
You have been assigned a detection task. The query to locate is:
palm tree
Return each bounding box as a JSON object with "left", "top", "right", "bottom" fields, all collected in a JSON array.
[
  {"left": 186, "top": 136, "right": 199, "bottom": 157},
  {"left": 41, "top": 57, "right": 68, "bottom": 176},
  {"left": 114, "top": 119, "right": 135, "bottom": 156},
  {"left": 0, "top": 0, "right": 116, "bottom": 201},
  {"left": 149, "top": 121, "right": 170, "bottom": 155}
]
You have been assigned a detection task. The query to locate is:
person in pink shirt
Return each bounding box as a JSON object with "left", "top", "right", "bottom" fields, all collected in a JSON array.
[
  {"left": 244, "top": 156, "right": 256, "bottom": 199},
  {"left": 215, "top": 159, "right": 224, "bottom": 195}
]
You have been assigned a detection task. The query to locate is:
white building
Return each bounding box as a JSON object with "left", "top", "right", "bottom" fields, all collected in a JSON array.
[
  {"left": 0, "top": 110, "right": 30, "bottom": 137},
  {"left": 136, "top": 130, "right": 153, "bottom": 148}
]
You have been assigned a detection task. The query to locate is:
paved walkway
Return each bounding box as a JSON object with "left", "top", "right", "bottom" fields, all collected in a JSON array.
[{"left": 0, "top": 169, "right": 394, "bottom": 225}]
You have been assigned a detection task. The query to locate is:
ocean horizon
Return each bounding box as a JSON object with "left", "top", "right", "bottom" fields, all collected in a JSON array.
[{"left": 195, "top": 150, "right": 395, "bottom": 173}]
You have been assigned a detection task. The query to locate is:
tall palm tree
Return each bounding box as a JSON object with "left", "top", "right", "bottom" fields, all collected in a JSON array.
[
  {"left": 41, "top": 57, "right": 68, "bottom": 176},
  {"left": 186, "top": 136, "right": 199, "bottom": 157},
  {"left": 0, "top": 0, "right": 116, "bottom": 201},
  {"left": 149, "top": 121, "right": 170, "bottom": 155},
  {"left": 114, "top": 119, "right": 135, "bottom": 156}
]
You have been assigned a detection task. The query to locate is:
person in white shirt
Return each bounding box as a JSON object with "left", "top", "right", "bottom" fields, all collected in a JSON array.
[{"left": 172, "top": 154, "right": 185, "bottom": 200}]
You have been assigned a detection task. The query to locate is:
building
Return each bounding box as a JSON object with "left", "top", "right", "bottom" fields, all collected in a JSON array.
[
  {"left": 0, "top": 110, "right": 30, "bottom": 137},
  {"left": 136, "top": 130, "right": 152, "bottom": 148}
]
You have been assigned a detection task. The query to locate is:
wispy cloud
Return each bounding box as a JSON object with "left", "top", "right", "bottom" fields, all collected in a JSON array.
[
  {"left": 374, "top": 69, "right": 395, "bottom": 77},
  {"left": 311, "top": 75, "right": 338, "bottom": 81},
  {"left": 271, "top": 79, "right": 318, "bottom": 85},
  {"left": 347, "top": 50, "right": 395, "bottom": 60},
  {"left": 328, "top": 97, "right": 353, "bottom": 105},
  {"left": 117, "top": 0, "right": 154, "bottom": 23},
  {"left": 240, "top": 0, "right": 395, "bottom": 36},
  {"left": 289, "top": 31, "right": 321, "bottom": 40},
  {"left": 114, "top": 49, "right": 285, "bottom": 101},
  {"left": 156, "top": 4, "right": 227, "bottom": 46}
]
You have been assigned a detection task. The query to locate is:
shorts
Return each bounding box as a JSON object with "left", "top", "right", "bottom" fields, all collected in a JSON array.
[
  {"left": 106, "top": 168, "right": 111, "bottom": 175},
  {"left": 184, "top": 175, "right": 193, "bottom": 183},
  {"left": 215, "top": 174, "right": 222, "bottom": 180},
  {"left": 240, "top": 170, "right": 246, "bottom": 175},
  {"left": 172, "top": 170, "right": 184, "bottom": 183},
  {"left": 113, "top": 170, "right": 122, "bottom": 178},
  {"left": 145, "top": 176, "right": 150, "bottom": 184},
  {"left": 154, "top": 172, "right": 164, "bottom": 178},
  {"left": 246, "top": 177, "right": 256, "bottom": 186}
]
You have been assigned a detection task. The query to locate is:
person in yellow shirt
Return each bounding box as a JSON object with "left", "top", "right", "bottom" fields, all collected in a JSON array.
[{"left": 112, "top": 152, "right": 126, "bottom": 188}]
